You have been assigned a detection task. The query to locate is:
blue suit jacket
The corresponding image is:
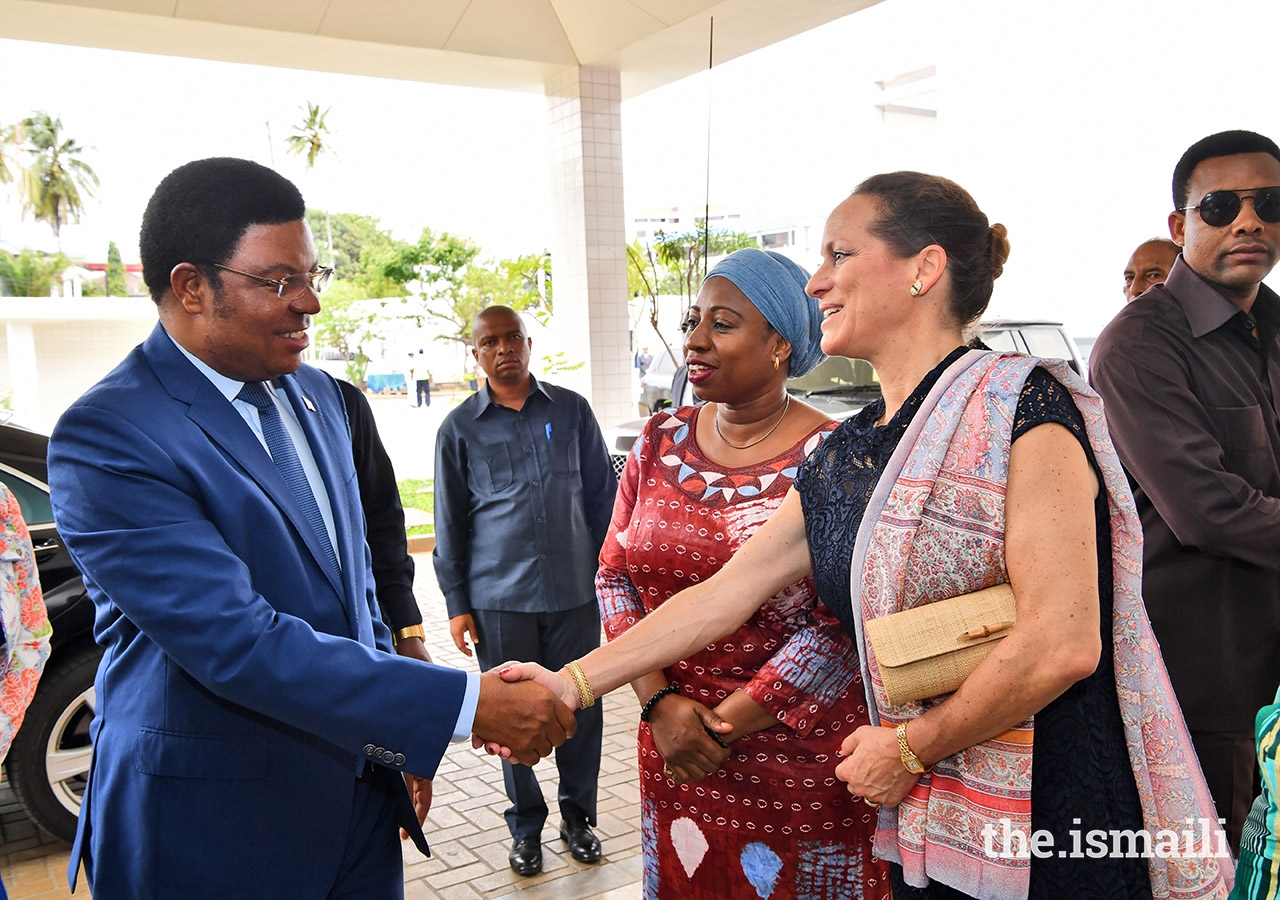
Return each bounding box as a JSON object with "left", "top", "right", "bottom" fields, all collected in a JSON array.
[{"left": 48, "top": 323, "right": 467, "bottom": 899}]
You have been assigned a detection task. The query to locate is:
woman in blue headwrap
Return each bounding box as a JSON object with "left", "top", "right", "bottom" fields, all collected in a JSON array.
[{"left": 596, "top": 248, "right": 890, "bottom": 898}]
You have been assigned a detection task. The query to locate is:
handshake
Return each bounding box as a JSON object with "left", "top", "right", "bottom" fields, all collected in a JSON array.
[{"left": 469, "top": 662, "right": 583, "bottom": 765}]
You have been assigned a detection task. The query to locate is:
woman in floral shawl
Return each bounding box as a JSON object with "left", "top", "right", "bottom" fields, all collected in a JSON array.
[
  {"left": 504, "top": 173, "right": 1231, "bottom": 900},
  {"left": 0, "top": 484, "right": 51, "bottom": 899}
]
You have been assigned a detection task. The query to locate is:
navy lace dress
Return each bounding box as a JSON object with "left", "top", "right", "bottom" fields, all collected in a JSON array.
[{"left": 794, "top": 348, "right": 1152, "bottom": 900}]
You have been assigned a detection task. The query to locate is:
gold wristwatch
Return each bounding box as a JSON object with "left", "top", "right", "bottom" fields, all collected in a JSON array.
[
  {"left": 896, "top": 723, "right": 930, "bottom": 775},
  {"left": 392, "top": 624, "right": 426, "bottom": 645}
]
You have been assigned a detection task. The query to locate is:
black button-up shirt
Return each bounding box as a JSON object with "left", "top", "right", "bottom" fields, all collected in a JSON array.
[
  {"left": 1091, "top": 256, "right": 1280, "bottom": 732},
  {"left": 432, "top": 376, "right": 617, "bottom": 617}
]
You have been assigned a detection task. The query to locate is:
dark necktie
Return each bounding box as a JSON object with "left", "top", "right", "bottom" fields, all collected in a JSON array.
[{"left": 237, "top": 381, "right": 341, "bottom": 576}]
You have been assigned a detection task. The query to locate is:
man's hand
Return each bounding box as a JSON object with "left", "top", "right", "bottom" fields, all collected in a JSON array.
[
  {"left": 834, "top": 725, "right": 920, "bottom": 807},
  {"left": 394, "top": 637, "right": 432, "bottom": 663},
  {"left": 400, "top": 773, "right": 433, "bottom": 840},
  {"left": 497, "top": 660, "right": 580, "bottom": 710},
  {"left": 473, "top": 670, "right": 579, "bottom": 766},
  {"left": 649, "top": 695, "right": 731, "bottom": 782},
  {"left": 449, "top": 614, "right": 477, "bottom": 657}
]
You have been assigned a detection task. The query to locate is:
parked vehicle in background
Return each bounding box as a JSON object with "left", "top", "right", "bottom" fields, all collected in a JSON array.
[
  {"left": 0, "top": 424, "right": 98, "bottom": 843},
  {"left": 1074, "top": 336, "right": 1097, "bottom": 376},
  {"left": 607, "top": 320, "right": 1084, "bottom": 476},
  {"left": 638, "top": 347, "right": 679, "bottom": 414}
]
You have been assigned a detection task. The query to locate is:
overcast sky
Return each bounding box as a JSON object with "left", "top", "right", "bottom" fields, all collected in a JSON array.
[{"left": 3, "top": 0, "right": 1277, "bottom": 339}]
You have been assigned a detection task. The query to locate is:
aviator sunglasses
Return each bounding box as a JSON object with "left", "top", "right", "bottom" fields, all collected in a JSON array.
[{"left": 1178, "top": 187, "right": 1280, "bottom": 228}]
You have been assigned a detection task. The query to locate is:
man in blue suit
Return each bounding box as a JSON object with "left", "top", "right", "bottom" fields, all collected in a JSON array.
[{"left": 47, "top": 157, "right": 576, "bottom": 900}]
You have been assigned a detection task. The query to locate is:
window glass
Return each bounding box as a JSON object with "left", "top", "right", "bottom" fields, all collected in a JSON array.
[
  {"left": 1021, "top": 327, "right": 1072, "bottom": 361},
  {"left": 0, "top": 471, "right": 53, "bottom": 527},
  {"left": 981, "top": 328, "right": 1020, "bottom": 352}
]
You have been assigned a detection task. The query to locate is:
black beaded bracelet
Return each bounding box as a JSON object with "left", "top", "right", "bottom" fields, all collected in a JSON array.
[
  {"left": 639, "top": 684, "right": 680, "bottom": 722},
  {"left": 703, "top": 725, "right": 731, "bottom": 749}
]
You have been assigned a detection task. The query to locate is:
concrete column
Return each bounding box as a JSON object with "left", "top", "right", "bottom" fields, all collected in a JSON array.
[
  {"left": 5, "top": 322, "right": 38, "bottom": 426},
  {"left": 544, "top": 65, "right": 632, "bottom": 427}
]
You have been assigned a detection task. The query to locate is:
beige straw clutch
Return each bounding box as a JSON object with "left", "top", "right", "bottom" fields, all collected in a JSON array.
[{"left": 865, "top": 583, "right": 1016, "bottom": 707}]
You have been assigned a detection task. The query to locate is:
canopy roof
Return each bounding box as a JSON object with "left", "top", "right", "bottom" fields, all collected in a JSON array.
[{"left": 1, "top": 0, "right": 881, "bottom": 98}]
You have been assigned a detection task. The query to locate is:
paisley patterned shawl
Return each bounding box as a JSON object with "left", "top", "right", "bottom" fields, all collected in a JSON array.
[{"left": 848, "top": 350, "right": 1231, "bottom": 900}]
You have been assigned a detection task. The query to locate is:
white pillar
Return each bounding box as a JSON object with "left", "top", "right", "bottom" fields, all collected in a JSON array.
[
  {"left": 6, "top": 322, "right": 39, "bottom": 426},
  {"left": 544, "top": 65, "right": 632, "bottom": 426}
]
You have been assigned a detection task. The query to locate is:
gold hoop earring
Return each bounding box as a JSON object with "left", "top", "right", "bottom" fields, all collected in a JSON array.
[
  {"left": 773, "top": 356, "right": 780, "bottom": 371},
  {"left": 910, "top": 280, "right": 923, "bottom": 297}
]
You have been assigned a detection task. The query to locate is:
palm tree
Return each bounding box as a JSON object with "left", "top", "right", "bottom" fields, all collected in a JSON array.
[
  {"left": 285, "top": 102, "right": 335, "bottom": 260},
  {"left": 21, "top": 112, "right": 99, "bottom": 248},
  {"left": 0, "top": 120, "right": 25, "bottom": 187},
  {"left": 286, "top": 102, "right": 332, "bottom": 168}
]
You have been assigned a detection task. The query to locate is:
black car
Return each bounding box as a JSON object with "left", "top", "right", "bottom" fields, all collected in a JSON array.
[{"left": 0, "top": 423, "right": 98, "bottom": 843}]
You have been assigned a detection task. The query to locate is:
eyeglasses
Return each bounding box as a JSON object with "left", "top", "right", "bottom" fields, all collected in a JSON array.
[
  {"left": 210, "top": 263, "right": 334, "bottom": 300},
  {"left": 1178, "top": 187, "right": 1280, "bottom": 228}
]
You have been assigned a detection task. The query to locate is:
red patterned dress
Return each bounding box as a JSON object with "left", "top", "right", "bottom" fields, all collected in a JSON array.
[{"left": 597, "top": 405, "right": 889, "bottom": 900}]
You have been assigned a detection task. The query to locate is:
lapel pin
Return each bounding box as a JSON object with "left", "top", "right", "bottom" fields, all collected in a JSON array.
[{"left": 302, "top": 395, "right": 316, "bottom": 412}]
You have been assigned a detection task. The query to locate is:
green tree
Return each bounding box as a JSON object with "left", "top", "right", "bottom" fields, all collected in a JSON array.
[
  {"left": 305, "top": 210, "right": 399, "bottom": 285},
  {"left": 287, "top": 102, "right": 334, "bottom": 262},
  {"left": 653, "top": 222, "right": 756, "bottom": 304},
  {"left": 20, "top": 112, "right": 99, "bottom": 247},
  {"left": 497, "top": 252, "right": 552, "bottom": 315},
  {"left": 626, "top": 227, "right": 755, "bottom": 362},
  {"left": 0, "top": 249, "right": 71, "bottom": 297},
  {"left": 0, "top": 121, "right": 24, "bottom": 187},
  {"left": 286, "top": 102, "right": 332, "bottom": 168},
  {"left": 440, "top": 255, "right": 549, "bottom": 344},
  {"left": 105, "top": 241, "right": 127, "bottom": 296},
  {"left": 369, "top": 227, "right": 480, "bottom": 346},
  {"left": 306, "top": 212, "right": 406, "bottom": 384},
  {"left": 625, "top": 238, "right": 677, "bottom": 363},
  {"left": 312, "top": 279, "right": 380, "bottom": 385}
]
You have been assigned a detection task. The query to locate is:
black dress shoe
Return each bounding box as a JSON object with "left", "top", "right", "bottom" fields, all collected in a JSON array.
[
  {"left": 559, "top": 818, "right": 602, "bottom": 864},
  {"left": 508, "top": 836, "right": 542, "bottom": 876}
]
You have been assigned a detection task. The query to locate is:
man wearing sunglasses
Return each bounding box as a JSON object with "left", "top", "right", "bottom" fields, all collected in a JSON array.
[
  {"left": 45, "top": 157, "right": 578, "bottom": 900},
  {"left": 1092, "top": 130, "right": 1280, "bottom": 852}
]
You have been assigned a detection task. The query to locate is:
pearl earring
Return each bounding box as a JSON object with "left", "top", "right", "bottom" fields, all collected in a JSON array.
[{"left": 910, "top": 280, "right": 923, "bottom": 297}]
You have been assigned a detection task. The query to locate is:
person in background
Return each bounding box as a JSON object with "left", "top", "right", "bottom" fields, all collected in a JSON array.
[
  {"left": 1091, "top": 130, "right": 1280, "bottom": 850},
  {"left": 336, "top": 379, "right": 429, "bottom": 663},
  {"left": 433, "top": 305, "right": 617, "bottom": 877},
  {"left": 598, "top": 248, "right": 889, "bottom": 897},
  {"left": 0, "top": 484, "right": 52, "bottom": 900},
  {"left": 1231, "top": 686, "right": 1280, "bottom": 900},
  {"left": 669, "top": 361, "right": 706, "bottom": 410},
  {"left": 1122, "top": 238, "right": 1181, "bottom": 303},
  {"left": 414, "top": 351, "right": 432, "bottom": 408}
]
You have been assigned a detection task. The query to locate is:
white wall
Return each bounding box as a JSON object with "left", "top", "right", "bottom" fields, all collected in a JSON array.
[{"left": 0, "top": 298, "right": 156, "bottom": 434}]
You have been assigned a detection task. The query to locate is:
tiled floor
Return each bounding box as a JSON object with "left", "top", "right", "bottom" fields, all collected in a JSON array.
[{"left": 0, "top": 554, "right": 644, "bottom": 899}]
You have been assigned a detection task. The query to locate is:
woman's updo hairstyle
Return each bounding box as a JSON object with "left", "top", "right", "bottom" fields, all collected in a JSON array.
[{"left": 854, "top": 172, "right": 1010, "bottom": 327}]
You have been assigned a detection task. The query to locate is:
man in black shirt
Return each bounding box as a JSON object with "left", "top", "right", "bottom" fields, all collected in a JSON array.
[{"left": 1091, "top": 130, "right": 1280, "bottom": 849}]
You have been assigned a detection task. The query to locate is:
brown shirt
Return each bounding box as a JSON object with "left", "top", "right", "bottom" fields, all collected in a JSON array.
[{"left": 1091, "top": 256, "right": 1280, "bottom": 732}]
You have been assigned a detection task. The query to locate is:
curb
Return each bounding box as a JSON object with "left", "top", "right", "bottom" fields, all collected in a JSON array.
[{"left": 406, "top": 534, "right": 436, "bottom": 554}]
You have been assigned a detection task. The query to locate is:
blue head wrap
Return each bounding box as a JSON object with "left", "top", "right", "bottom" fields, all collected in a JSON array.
[{"left": 702, "top": 249, "right": 825, "bottom": 377}]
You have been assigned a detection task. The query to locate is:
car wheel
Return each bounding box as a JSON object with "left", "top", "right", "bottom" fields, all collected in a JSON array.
[{"left": 7, "top": 644, "right": 100, "bottom": 843}]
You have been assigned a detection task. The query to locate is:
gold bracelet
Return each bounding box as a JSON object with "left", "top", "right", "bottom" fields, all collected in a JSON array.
[
  {"left": 564, "top": 659, "right": 596, "bottom": 709},
  {"left": 392, "top": 624, "right": 426, "bottom": 645}
]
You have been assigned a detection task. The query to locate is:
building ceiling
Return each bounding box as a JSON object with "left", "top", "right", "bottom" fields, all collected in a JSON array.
[{"left": 0, "top": 0, "right": 881, "bottom": 98}]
